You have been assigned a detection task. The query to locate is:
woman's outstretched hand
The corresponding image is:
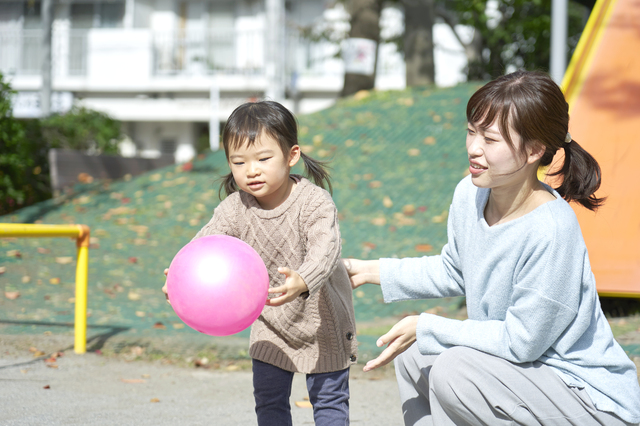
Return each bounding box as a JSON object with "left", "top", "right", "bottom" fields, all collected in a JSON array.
[
  {"left": 363, "top": 315, "right": 419, "bottom": 372},
  {"left": 342, "top": 259, "right": 381, "bottom": 289}
]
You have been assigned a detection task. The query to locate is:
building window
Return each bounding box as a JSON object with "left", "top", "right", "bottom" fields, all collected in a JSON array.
[{"left": 160, "top": 139, "right": 177, "bottom": 155}]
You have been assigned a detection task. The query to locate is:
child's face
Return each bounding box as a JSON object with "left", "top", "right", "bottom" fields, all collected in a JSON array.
[
  {"left": 228, "top": 133, "right": 300, "bottom": 210},
  {"left": 466, "top": 119, "right": 535, "bottom": 190}
]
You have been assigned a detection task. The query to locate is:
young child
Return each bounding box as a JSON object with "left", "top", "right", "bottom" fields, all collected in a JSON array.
[
  {"left": 164, "top": 100, "right": 357, "bottom": 426},
  {"left": 344, "top": 71, "right": 640, "bottom": 425}
]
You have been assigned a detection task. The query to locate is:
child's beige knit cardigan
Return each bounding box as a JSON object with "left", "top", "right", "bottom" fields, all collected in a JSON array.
[{"left": 194, "top": 176, "right": 358, "bottom": 373}]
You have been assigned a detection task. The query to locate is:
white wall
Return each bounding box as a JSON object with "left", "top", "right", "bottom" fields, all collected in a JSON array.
[{"left": 134, "top": 121, "right": 196, "bottom": 163}]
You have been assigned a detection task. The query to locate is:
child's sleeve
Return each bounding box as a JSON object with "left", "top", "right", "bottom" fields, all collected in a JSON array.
[
  {"left": 295, "top": 194, "right": 342, "bottom": 296},
  {"left": 191, "top": 199, "right": 236, "bottom": 241}
]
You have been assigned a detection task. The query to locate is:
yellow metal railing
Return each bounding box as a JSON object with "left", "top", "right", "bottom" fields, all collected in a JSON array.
[{"left": 0, "top": 223, "right": 90, "bottom": 354}]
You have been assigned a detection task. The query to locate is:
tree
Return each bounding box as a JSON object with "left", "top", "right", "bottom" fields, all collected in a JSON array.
[
  {"left": 0, "top": 73, "right": 51, "bottom": 215},
  {"left": 0, "top": 73, "right": 123, "bottom": 215},
  {"left": 403, "top": 0, "right": 436, "bottom": 85},
  {"left": 340, "top": 0, "right": 384, "bottom": 97},
  {"left": 437, "top": 0, "right": 589, "bottom": 80},
  {"left": 40, "top": 106, "right": 122, "bottom": 154}
]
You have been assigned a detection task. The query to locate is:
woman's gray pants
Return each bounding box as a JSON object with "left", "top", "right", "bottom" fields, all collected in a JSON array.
[{"left": 394, "top": 343, "right": 633, "bottom": 425}]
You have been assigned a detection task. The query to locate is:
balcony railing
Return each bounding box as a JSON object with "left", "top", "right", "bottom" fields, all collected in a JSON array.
[{"left": 0, "top": 28, "right": 401, "bottom": 80}]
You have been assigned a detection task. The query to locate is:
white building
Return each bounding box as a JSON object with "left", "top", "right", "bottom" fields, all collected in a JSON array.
[{"left": 1, "top": 0, "right": 468, "bottom": 163}]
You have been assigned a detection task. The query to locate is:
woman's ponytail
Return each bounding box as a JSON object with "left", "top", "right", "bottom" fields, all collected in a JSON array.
[{"left": 548, "top": 139, "right": 605, "bottom": 211}]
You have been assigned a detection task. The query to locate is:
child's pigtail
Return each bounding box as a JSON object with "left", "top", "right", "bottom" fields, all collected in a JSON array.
[
  {"left": 301, "top": 152, "right": 332, "bottom": 194},
  {"left": 218, "top": 172, "right": 238, "bottom": 199},
  {"left": 549, "top": 139, "right": 605, "bottom": 211}
]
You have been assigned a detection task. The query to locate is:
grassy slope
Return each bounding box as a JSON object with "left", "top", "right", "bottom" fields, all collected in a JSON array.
[{"left": 2, "top": 83, "right": 638, "bottom": 359}]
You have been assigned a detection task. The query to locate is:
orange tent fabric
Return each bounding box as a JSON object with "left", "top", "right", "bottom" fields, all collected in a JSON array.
[{"left": 550, "top": 0, "right": 640, "bottom": 297}]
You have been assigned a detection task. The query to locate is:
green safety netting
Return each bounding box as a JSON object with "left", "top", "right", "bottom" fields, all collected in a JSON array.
[{"left": 0, "top": 84, "right": 480, "bottom": 353}]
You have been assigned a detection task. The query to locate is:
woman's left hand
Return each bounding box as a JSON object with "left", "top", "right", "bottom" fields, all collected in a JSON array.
[{"left": 363, "top": 315, "right": 419, "bottom": 372}]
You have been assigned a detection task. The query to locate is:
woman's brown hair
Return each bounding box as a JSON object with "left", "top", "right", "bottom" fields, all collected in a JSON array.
[{"left": 466, "top": 70, "right": 604, "bottom": 211}]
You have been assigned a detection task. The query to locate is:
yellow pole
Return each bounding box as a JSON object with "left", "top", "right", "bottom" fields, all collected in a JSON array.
[
  {"left": 0, "top": 223, "right": 90, "bottom": 354},
  {"left": 74, "top": 225, "right": 90, "bottom": 354}
]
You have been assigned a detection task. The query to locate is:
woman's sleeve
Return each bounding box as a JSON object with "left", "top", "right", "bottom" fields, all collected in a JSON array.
[
  {"left": 295, "top": 194, "right": 342, "bottom": 296},
  {"left": 415, "top": 222, "right": 585, "bottom": 363},
  {"left": 380, "top": 201, "right": 465, "bottom": 301}
]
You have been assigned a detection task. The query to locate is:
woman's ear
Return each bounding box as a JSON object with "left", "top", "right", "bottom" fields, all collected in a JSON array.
[
  {"left": 288, "top": 145, "right": 301, "bottom": 167},
  {"left": 527, "top": 142, "right": 546, "bottom": 165}
]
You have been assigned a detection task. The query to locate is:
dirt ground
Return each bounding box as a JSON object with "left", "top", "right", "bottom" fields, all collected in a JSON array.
[
  {"left": 0, "top": 333, "right": 402, "bottom": 426},
  {"left": 1, "top": 314, "right": 639, "bottom": 426}
]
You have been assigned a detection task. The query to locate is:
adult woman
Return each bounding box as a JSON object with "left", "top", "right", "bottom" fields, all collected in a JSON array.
[{"left": 345, "top": 71, "right": 640, "bottom": 425}]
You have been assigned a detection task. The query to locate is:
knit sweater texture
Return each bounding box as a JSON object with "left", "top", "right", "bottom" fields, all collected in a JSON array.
[
  {"left": 194, "top": 176, "right": 358, "bottom": 374},
  {"left": 380, "top": 176, "right": 640, "bottom": 424}
]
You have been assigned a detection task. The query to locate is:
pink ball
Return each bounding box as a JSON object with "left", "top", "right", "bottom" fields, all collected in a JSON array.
[{"left": 166, "top": 235, "right": 269, "bottom": 336}]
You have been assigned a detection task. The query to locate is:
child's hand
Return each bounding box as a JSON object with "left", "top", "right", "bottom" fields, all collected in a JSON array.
[
  {"left": 266, "top": 267, "right": 309, "bottom": 307},
  {"left": 162, "top": 268, "right": 171, "bottom": 305},
  {"left": 342, "top": 259, "right": 381, "bottom": 289}
]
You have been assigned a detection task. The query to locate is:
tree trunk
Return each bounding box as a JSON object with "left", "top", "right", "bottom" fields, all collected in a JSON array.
[
  {"left": 340, "top": 0, "right": 382, "bottom": 97},
  {"left": 403, "top": 0, "right": 435, "bottom": 86}
]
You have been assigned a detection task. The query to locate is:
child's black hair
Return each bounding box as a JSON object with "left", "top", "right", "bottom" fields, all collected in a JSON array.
[{"left": 219, "top": 100, "right": 332, "bottom": 198}]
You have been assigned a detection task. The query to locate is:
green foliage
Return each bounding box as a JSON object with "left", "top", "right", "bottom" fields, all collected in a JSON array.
[
  {"left": 0, "top": 73, "right": 51, "bottom": 215},
  {"left": 0, "top": 73, "right": 122, "bottom": 215},
  {"left": 448, "top": 0, "right": 588, "bottom": 79},
  {"left": 41, "top": 106, "right": 122, "bottom": 154}
]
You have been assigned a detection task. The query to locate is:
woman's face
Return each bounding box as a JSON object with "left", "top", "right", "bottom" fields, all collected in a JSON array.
[{"left": 466, "top": 119, "right": 530, "bottom": 190}]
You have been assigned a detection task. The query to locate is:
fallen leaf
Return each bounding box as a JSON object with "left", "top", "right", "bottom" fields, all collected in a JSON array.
[
  {"left": 142, "top": 374, "right": 150, "bottom": 379},
  {"left": 150, "top": 398, "right": 160, "bottom": 403},
  {"left": 368, "top": 181, "right": 382, "bottom": 189},
  {"left": 194, "top": 358, "right": 209, "bottom": 367},
  {"left": 172, "top": 323, "right": 184, "bottom": 329},
  {"left": 371, "top": 217, "right": 387, "bottom": 226},
  {"left": 153, "top": 322, "right": 166, "bottom": 329},
  {"left": 5, "top": 291, "right": 20, "bottom": 300},
  {"left": 55, "top": 257, "right": 74, "bottom": 265},
  {"left": 6, "top": 250, "right": 21, "bottom": 258},
  {"left": 50, "top": 278, "right": 61, "bottom": 285},
  {"left": 22, "top": 276, "right": 31, "bottom": 283},
  {"left": 424, "top": 136, "right": 436, "bottom": 145},
  {"left": 32, "top": 351, "right": 45, "bottom": 357},
  {"left": 128, "top": 291, "right": 141, "bottom": 301},
  {"left": 295, "top": 401, "right": 313, "bottom": 408},
  {"left": 402, "top": 205, "right": 416, "bottom": 216},
  {"left": 0, "top": 266, "right": 5, "bottom": 274},
  {"left": 408, "top": 148, "right": 420, "bottom": 156},
  {"left": 46, "top": 364, "right": 58, "bottom": 369},
  {"left": 362, "top": 242, "right": 376, "bottom": 250},
  {"left": 415, "top": 244, "right": 433, "bottom": 252},
  {"left": 128, "top": 257, "right": 138, "bottom": 264},
  {"left": 353, "top": 90, "right": 370, "bottom": 100},
  {"left": 121, "top": 379, "right": 146, "bottom": 384},
  {"left": 43, "top": 385, "right": 50, "bottom": 389},
  {"left": 382, "top": 196, "right": 393, "bottom": 208},
  {"left": 135, "top": 311, "right": 146, "bottom": 317}
]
